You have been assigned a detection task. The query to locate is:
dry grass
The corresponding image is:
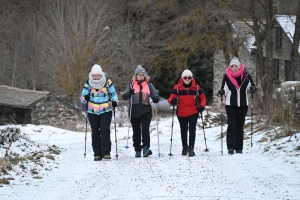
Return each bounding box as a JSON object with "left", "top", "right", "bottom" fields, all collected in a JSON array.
[
  {"left": 0, "top": 178, "right": 10, "bottom": 184},
  {"left": 252, "top": 96, "right": 299, "bottom": 141}
]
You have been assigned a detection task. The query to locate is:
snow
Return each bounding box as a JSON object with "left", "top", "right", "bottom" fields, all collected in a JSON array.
[{"left": 1, "top": 109, "right": 300, "bottom": 200}]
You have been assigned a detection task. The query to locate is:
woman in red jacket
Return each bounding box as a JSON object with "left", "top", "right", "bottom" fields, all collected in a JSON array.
[{"left": 168, "top": 69, "right": 206, "bottom": 156}]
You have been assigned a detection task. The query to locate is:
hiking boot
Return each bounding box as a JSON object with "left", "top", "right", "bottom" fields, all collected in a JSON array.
[
  {"left": 236, "top": 150, "right": 243, "bottom": 154},
  {"left": 135, "top": 151, "right": 142, "bottom": 158},
  {"left": 94, "top": 155, "right": 101, "bottom": 161},
  {"left": 228, "top": 149, "right": 234, "bottom": 155},
  {"left": 143, "top": 146, "right": 152, "bottom": 157},
  {"left": 103, "top": 154, "right": 111, "bottom": 159},
  {"left": 188, "top": 147, "right": 195, "bottom": 157},
  {"left": 182, "top": 146, "right": 188, "bottom": 155}
]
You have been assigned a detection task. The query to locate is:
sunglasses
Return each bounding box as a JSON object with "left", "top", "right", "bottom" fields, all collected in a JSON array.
[{"left": 183, "top": 77, "right": 192, "bottom": 80}]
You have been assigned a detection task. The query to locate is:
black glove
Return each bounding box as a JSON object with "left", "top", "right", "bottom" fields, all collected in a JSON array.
[
  {"left": 171, "top": 98, "right": 178, "bottom": 106},
  {"left": 198, "top": 106, "right": 205, "bottom": 113},
  {"left": 217, "top": 89, "right": 225, "bottom": 97},
  {"left": 153, "top": 97, "right": 159, "bottom": 104},
  {"left": 112, "top": 101, "right": 118, "bottom": 107},
  {"left": 84, "top": 95, "right": 90, "bottom": 101},
  {"left": 250, "top": 86, "right": 256, "bottom": 93},
  {"left": 129, "top": 88, "right": 134, "bottom": 95}
]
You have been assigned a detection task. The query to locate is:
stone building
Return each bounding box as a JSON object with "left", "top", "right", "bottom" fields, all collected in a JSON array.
[
  {"left": 212, "top": 15, "right": 300, "bottom": 107},
  {"left": 0, "top": 85, "right": 79, "bottom": 128}
]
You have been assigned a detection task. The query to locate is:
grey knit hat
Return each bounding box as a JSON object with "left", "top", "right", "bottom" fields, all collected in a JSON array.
[{"left": 134, "top": 65, "right": 147, "bottom": 75}]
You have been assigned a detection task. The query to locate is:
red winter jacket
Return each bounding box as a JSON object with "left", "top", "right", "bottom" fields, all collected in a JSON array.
[{"left": 168, "top": 78, "right": 206, "bottom": 117}]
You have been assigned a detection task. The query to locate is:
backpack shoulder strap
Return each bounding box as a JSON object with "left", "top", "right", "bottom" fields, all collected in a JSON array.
[
  {"left": 105, "top": 77, "right": 109, "bottom": 90},
  {"left": 147, "top": 82, "right": 153, "bottom": 94}
]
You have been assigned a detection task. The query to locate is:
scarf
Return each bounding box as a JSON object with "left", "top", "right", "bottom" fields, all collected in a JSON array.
[
  {"left": 182, "top": 79, "right": 192, "bottom": 88},
  {"left": 88, "top": 72, "right": 106, "bottom": 89},
  {"left": 226, "top": 63, "right": 245, "bottom": 89}
]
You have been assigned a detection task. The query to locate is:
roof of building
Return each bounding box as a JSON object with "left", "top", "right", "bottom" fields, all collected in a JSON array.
[
  {"left": 0, "top": 85, "right": 49, "bottom": 108},
  {"left": 0, "top": 85, "right": 77, "bottom": 110}
]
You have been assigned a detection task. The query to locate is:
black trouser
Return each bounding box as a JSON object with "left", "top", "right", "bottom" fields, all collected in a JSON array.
[
  {"left": 88, "top": 111, "right": 112, "bottom": 157},
  {"left": 131, "top": 111, "right": 152, "bottom": 151},
  {"left": 225, "top": 105, "right": 248, "bottom": 150},
  {"left": 177, "top": 113, "right": 198, "bottom": 149}
]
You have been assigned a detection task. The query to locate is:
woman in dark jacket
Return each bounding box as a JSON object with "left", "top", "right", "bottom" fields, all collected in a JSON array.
[
  {"left": 122, "top": 65, "right": 159, "bottom": 158},
  {"left": 168, "top": 69, "right": 206, "bottom": 157},
  {"left": 217, "top": 57, "right": 256, "bottom": 155}
]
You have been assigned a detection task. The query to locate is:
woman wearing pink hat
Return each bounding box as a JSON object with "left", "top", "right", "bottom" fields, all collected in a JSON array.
[{"left": 217, "top": 57, "right": 256, "bottom": 155}]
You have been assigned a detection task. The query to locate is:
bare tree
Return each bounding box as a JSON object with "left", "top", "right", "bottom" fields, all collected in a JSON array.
[
  {"left": 0, "top": 0, "right": 48, "bottom": 90},
  {"left": 41, "top": 0, "right": 111, "bottom": 100}
]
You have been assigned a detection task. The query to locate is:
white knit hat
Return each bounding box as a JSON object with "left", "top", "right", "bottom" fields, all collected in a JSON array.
[
  {"left": 90, "top": 64, "right": 103, "bottom": 75},
  {"left": 181, "top": 69, "right": 193, "bottom": 78},
  {"left": 229, "top": 57, "right": 241, "bottom": 69}
]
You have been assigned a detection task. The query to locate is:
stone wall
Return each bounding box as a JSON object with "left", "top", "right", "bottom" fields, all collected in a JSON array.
[
  {"left": 31, "top": 95, "right": 79, "bottom": 128},
  {"left": 280, "top": 81, "right": 300, "bottom": 103},
  {"left": 0, "top": 106, "right": 31, "bottom": 125}
]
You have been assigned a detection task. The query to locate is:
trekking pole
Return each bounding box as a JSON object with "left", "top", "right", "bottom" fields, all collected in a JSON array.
[
  {"left": 200, "top": 112, "right": 209, "bottom": 152},
  {"left": 84, "top": 112, "right": 88, "bottom": 158},
  {"left": 98, "top": 127, "right": 102, "bottom": 160},
  {"left": 113, "top": 107, "right": 119, "bottom": 159},
  {"left": 220, "top": 95, "right": 224, "bottom": 156},
  {"left": 216, "top": 92, "right": 224, "bottom": 156},
  {"left": 125, "top": 97, "right": 132, "bottom": 149},
  {"left": 251, "top": 92, "right": 254, "bottom": 147},
  {"left": 168, "top": 105, "right": 175, "bottom": 156},
  {"left": 154, "top": 103, "right": 162, "bottom": 157}
]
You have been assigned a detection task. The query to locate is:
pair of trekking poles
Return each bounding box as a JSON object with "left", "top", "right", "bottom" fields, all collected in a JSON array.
[
  {"left": 124, "top": 98, "right": 162, "bottom": 157},
  {"left": 83, "top": 97, "right": 161, "bottom": 159},
  {"left": 167, "top": 104, "right": 209, "bottom": 157},
  {"left": 217, "top": 91, "right": 254, "bottom": 156}
]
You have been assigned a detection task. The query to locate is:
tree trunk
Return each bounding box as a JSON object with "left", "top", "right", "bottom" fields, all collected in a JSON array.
[
  {"left": 289, "top": 0, "right": 300, "bottom": 81},
  {"left": 264, "top": 0, "right": 274, "bottom": 100}
]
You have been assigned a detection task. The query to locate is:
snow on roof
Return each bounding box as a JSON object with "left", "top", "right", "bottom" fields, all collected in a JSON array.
[
  {"left": 231, "top": 20, "right": 257, "bottom": 52},
  {"left": 0, "top": 85, "right": 49, "bottom": 108},
  {"left": 276, "top": 15, "right": 296, "bottom": 42},
  {"left": 275, "top": 15, "right": 300, "bottom": 53}
]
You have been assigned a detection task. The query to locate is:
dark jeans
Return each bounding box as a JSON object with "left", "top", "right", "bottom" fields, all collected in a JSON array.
[
  {"left": 88, "top": 111, "right": 112, "bottom": 157},
  {"left": 131, "top": 111, "right": 152, "bottom": 151},
  {"left": 177, "top": 113, "right": 198, "bottom": 148},
  {"left": 225, "top": 105, "right": 248, "bottom": 150}
]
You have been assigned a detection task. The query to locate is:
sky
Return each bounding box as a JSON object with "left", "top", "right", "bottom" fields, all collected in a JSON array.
[{"left": 0, "top": 107, "right": 300, "bottom": 200}]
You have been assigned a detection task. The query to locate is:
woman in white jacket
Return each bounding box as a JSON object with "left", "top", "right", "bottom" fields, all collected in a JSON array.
[{"left": 217, "top": 57, "right": 256, "bottom": 155}]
